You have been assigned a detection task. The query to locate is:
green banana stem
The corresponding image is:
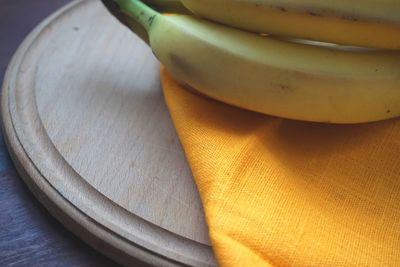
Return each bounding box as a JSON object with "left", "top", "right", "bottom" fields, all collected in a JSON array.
[{"left": 101, "top": 0, "right": 160, "bottom": 44}]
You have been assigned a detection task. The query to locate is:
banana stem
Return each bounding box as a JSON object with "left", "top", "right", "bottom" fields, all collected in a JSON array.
[
  {"left": 120, "top": 0, "right": 158, "bottom": 31},
  {"left": 101, "top": 0, "right": 159, "bottom": 37}
]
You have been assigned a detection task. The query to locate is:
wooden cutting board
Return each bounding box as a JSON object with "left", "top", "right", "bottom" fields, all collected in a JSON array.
[{"left": 1, "top": 0, "right": 216, "bottom": 266}]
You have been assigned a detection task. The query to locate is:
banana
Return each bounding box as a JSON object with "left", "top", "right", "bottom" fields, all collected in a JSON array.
[
  {"left": 101, "top": 0, "right": 400, "bottom": 124},
  {"left": 180, "top": 0, "right": 400, "bottom": 50},
  {"left": 105, "top": 0, "right": 188, "bottom": 44}
]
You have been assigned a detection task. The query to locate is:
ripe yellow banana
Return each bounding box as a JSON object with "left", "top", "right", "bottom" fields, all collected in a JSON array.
[
  {"left": 181, "top": 0, "right": 400, "bottom": 49},
  {"left": 102, "top": 0, "right": 400, "bottom": 124}
]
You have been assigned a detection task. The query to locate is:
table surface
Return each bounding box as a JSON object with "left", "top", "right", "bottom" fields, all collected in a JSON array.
[{"left": 0, "top": 1, "right": 120, "bottom": 266}]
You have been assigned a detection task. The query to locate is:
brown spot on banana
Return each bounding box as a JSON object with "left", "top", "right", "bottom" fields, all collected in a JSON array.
[
  {"left": 274, "top": 84, "right": 292, "bottom": 91},
  {"left": 255, "top": 2, "right": 385, "bottom": 23},
  {"left": 277, "top": 6, "right": 287, "bottom": 12}
]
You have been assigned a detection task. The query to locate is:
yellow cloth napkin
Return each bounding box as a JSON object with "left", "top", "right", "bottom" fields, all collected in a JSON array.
[{"left": 160, "top": 68, "right": 400, "bottom": 267}]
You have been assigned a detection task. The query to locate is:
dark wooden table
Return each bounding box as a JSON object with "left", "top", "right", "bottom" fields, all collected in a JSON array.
[{"left": 0, "top": 1, "right": 120, "bottom": 266}]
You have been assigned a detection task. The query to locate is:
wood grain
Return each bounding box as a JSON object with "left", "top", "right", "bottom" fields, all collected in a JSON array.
[
  {"left": 1, "top": 0, "right": 216, "bottom": 266},
  {"left": 0, "top": 0, "right": 120, "bottom": 266}
]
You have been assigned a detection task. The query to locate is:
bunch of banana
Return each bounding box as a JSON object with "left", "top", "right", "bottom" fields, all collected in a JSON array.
[{"left": 101, "top": 0, "right": 400, "bottom": 123}]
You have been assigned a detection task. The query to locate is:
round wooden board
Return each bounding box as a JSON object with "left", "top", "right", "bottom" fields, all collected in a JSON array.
[{"left": 1, "top": 0, "right": 216, "bottom": 266}]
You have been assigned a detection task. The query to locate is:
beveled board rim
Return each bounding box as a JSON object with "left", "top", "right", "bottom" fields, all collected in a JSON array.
[{"left": 1, "top": 0, "right": 215, "bottom": 266}]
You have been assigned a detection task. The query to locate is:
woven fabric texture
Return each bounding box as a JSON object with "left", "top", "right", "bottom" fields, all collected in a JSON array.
[{"left": 161, "top": 68, "right": 400, "bottom": 267}]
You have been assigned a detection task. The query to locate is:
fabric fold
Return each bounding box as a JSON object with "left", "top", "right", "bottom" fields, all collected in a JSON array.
[{"left": 161, "top": 68, "right": 400, "bottom": 267}]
